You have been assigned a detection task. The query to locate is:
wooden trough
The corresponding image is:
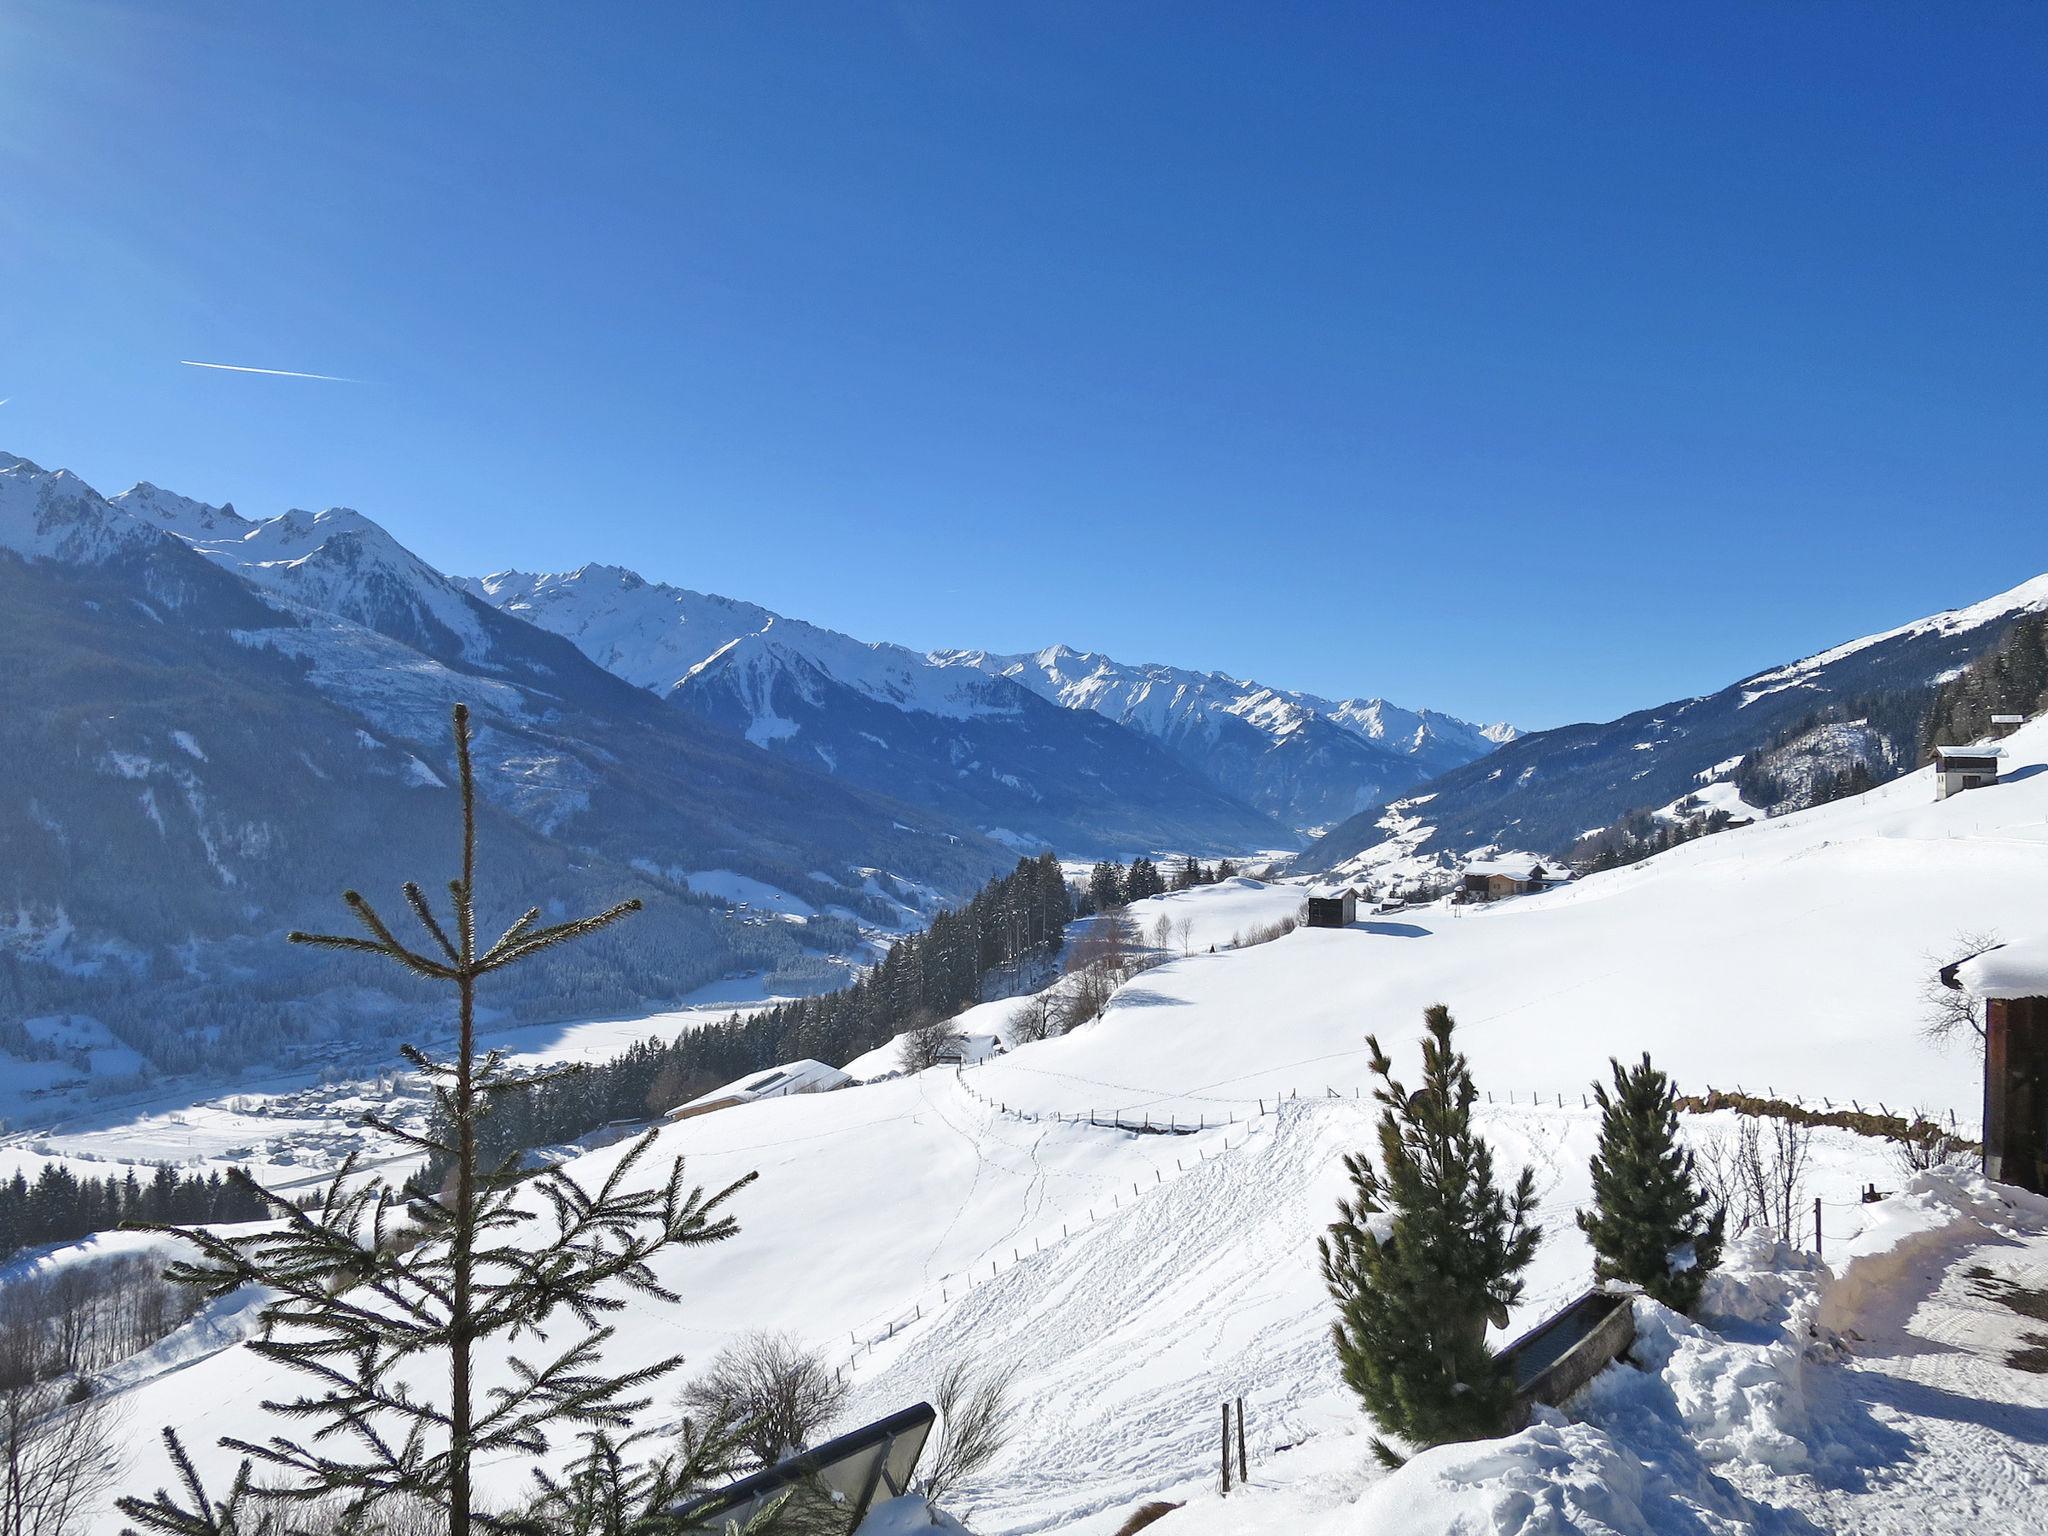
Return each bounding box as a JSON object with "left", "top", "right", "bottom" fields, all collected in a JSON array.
[{"left": 1495, "top": 1287, "right": 1637, "bottom": 1427}]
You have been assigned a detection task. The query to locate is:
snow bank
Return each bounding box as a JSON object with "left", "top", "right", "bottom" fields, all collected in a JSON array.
[
  {"left": 1348, "top": 1411, "right": 1774, "bottom": 1535},
  {"left": 1816, "top": 1169, "right": 2048, "bottom": 1334}
]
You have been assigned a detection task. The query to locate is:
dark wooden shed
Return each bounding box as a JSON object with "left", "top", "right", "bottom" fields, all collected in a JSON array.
[
  {"left": 1304, "top": 890, "right": 1357, "bottom": 928},
  {"left": 1944, "top": 941, "right": 2048, "bottom": 1195}
]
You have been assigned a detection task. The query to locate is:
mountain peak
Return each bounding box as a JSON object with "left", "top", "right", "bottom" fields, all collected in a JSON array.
[
  {"left": 0, "top": 454, "right": 161, "bottom": 565},
  {"left": 112, "top": 480, "right": 248, "bottom": 537}
]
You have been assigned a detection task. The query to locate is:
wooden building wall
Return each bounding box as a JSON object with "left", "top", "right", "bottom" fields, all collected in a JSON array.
[{"left": 1985, "top": 996, "right": 2048, "bottom": 1194}]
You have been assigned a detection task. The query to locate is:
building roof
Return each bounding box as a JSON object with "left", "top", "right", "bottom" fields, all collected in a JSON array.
[
  {"left": 1465, "top": 854, "right": 1550, "bottom": 880},
  {"left": 1934, "top": 743, "right": 2006, "bottom": 759},
  {"left": 1992, "top": 713, "right": 2026, "bottom": 724},
  {"left": 1951, "top": 939, "right": 2048, "bottom": 1001},
  {"left": 674, "top": 1057, "right": 851, "bottom": 1114}
]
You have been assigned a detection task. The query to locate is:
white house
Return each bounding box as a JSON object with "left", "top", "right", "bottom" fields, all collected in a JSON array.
[{"left": 1934, "top": 743, "right": 2004, "bottom": 801}]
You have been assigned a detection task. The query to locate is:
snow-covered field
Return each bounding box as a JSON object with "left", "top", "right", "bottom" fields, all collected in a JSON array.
[{"left": 46, "top": 717, "right": 2048, "bottom": 1532}]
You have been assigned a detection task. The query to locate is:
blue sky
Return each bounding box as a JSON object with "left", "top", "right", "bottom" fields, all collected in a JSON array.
[{"left": 2, "top": 3, "right": 2042, "bottom": 728}]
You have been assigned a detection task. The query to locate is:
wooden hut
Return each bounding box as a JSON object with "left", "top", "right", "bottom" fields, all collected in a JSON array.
[
  {"left": 1304, "top": 890, "right": 1357, "bottom": 928},
  {"left": 1944, "top": 940, "right": 2048, "bottom": 1194}
]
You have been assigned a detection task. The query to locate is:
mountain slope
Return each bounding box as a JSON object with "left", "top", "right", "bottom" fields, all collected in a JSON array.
[
  {"left": 466, "top": 566, "right": 1295, "bottom": 856},
  {"left": 91, "top": 713, "right": 2048, "bottom": 1535},
  {"left": 938, "top": 644, "right": 1514, "bottom": 831},
  {"left": 1299, "top": 571, "right": 2048, "bottom": 871},
  {"left": 1, "top": 454, "right": 1005, "bottom": 1074}
]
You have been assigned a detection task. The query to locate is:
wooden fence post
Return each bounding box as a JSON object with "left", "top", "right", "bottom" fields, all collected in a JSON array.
[
  {"left": 1221, "top": 1403, "right": 1231, "bottom": 1496},
  {"left": 1814, "top": 1196, "right": 1823, "bottom": 1259},
  {"left": 1236, "top": 1396, "right": 1248, "bottom": 1482}
]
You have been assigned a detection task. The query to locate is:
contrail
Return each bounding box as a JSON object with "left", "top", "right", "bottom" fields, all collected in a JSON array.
[{"left": 179, "top": 360, "right": 357, "bottom": 383}]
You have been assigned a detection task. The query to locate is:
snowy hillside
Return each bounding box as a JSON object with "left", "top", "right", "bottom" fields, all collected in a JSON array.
[
  {"left": 939, "top": 643, "right": 1514, "bottom": 831},
  {"left": 80, "top": 712, "right": 2048, "bottom": 1534},
  {"left": 1303, "top": 569, "right": 2048, "bottom": 871}
]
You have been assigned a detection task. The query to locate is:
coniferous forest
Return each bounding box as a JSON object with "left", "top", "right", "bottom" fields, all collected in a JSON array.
[
  {"left": 452, "top": 853, "right": 1074, "bottom": 1175},
  {"left": 0, "top": 1162, "right": 269, "bottom": 1262}
]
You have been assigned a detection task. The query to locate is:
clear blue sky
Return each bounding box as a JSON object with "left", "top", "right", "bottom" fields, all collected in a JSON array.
[{"left": 3, "top": 3, "right": 2042, "bottom": 728}]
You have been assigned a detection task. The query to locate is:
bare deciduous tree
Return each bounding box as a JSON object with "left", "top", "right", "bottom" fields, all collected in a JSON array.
[
  {"left": 678, "top": 1332, "right": 848, "bottom": 1468},
  {"left": 916, "top": 1361, "right": 1015, "bottom": 1504},
  {"left": 1717, "top": 1115, "right": 1814, "bottom": 1244},
  {"left": 1921, "top": 930, "right": 1999, "bottom": 1050},
  {"left": 1007, "top": 993, "right": 1059, "bottom": 1046},
  {"left": 899, "top": 1014, "right": 966, "bottom": 1074},
  {"left": 0, "top": 1301, "right": 124, "bottom": 1536}
]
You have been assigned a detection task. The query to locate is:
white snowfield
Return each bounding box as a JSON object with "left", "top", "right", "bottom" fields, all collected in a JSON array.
[{"left": 79, "top": 716, "right": 2048, "bottom": 1533}]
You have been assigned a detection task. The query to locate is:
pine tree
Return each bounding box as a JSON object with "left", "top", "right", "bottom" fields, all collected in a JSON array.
[
  {"left": 1318, "top": 1006, "right": 1540, "bottom": 1464},
  {"left": 117, "top": 705, "right": 758, "bottom": 1536},
  {"left": 1576, "top": 1054, "right": 1724, "bottom": 1313}
]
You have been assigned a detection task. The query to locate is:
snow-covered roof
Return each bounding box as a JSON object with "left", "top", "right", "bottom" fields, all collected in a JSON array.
[
  {"left": 674, "top": 1057, "right": 850, "bottom": 1113},
  {"left": 1465, "top": 854, "right": 1551, "bottom": 880},
  {"left": 1934, "top": 743, "right": 2006, "bottom": 759},
  {"left": 1952, "top": 940, "right": 2048, "bottom": 1001}
]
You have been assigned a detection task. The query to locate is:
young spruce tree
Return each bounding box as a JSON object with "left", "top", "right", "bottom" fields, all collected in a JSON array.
[
  {"left": 1576, "top": 1053, "right": 1724, "bottom": 1313},
  {"left": 117, "top": 705, "right": 760, "bottom": 1536},
  {"left": 1319, "top": 1005, "right": 1540, "bottom": 1464}
]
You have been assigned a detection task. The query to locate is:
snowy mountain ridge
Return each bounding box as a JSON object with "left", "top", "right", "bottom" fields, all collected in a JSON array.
[
  {"left": 936, "top": 643, "right": 1516, "bottom": 830},
  {"left": 1301, "top": 567, "right": 2048, "bottom": 872}
]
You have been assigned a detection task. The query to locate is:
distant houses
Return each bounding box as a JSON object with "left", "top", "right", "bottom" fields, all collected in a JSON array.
[
  {"left": 1460, "top": 855, "right": 1564, "bottom": 903},
  {"left": 665, "top": 1058, "right": 852, "bottom": 1122}
]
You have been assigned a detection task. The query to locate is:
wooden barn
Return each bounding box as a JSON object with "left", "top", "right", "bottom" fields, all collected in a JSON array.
[
  {"left": 1943, "top": 940, "right": 2048, "bottom": 1195},
  {"left": 1933, "top": 744, "right": 2003, "bottom": 801},
  {"left": 1303, "top": 890, "right": 1357, "bottom": 928}
]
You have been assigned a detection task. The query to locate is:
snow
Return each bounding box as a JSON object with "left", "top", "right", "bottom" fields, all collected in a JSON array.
[
  {"left": 50, "top": 716, "right": 2048, "bottom": 1535},
  {"left": 1953, "top": 936, "right": 2048, "bottom": 1000},
  {"left": 0, "top": 455, "right": 164, "bottom": 564},
  {"left": 675, "top": 1058, "right": 852, "bottom": 1114},
  {"left": 1655, "top": 778, "right": 1767, "bottom": 826},
  {"left": 683, "top": 869, "right": 819, "bottom": 918},
  {"left": 1740, "top": 570, "right": 2048, "bottom": 705},
  {"left": 941, "top": 645, "right": 1510, "bottom": 770}
]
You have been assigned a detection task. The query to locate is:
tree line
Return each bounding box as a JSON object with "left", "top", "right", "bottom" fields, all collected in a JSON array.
[
  {"left": 441, "top": 852, "right": 1075, "bottom": 1179},
  {"left": 0, "top": 1162, "right": 269, "bottom": 1263},
  {"left": 1080, "top": 854, "right": 1238, "bottom": 914},
  {"left": 1919, "top": 607, "right": 2048, "bottom": 757}
]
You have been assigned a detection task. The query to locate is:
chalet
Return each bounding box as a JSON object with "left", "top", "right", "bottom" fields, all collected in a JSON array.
[
  {"left": 665, "top": 1058, "right": 852, "bottom": 1122},
  {"left": 1461, "top": 855, "right": 1561, "bottom": 903},
  {"left": 1933, "top": 744, "right": 2003, "bottom": 801},
  {"left": 1942, "top": 940, "right": 2048, "bottom": 1195},
  {"left": 1304, "top": 890, "right": 1357, "bottom": 928}
]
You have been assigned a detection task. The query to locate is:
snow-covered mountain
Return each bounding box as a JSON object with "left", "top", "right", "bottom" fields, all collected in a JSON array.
[
  {"left": 1300, "top": 569, "right": 2048, "bottom": 872},
  {"left": 1, "top": 452, "right": 1006, "bottom": 1075},
  {"left": 464, "top": 566, "right": 1296, "bottom": 856},
  {"left": 937, "top": 644, "right": 1516, "bottom": 831}
]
